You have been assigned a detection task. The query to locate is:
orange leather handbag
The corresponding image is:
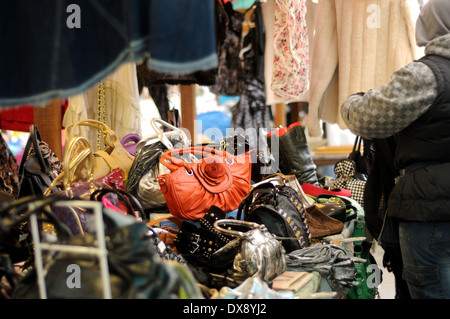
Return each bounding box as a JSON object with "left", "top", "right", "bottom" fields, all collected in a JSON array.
[{"left": 158, "top": 146, "right": 252, "bottom": 220}]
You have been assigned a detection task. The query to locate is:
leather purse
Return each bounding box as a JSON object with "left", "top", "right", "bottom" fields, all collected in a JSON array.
[
  {"left": 17, "top": 125, "right": 63, "bottom": 198},
  {"left": 158, "top": 146, "right": 252, "bottom": 220},
  {"left": 237, "top": 181, "right": 311, "bottom": 253},
  {"left": 126, "top": 118, "right": 192, "bottom": 210},
  {"left": 65, "top": 119, "right": 135, "bottom": 184},
  {"left": 213, "top": 219, "right": 287, "bottom": 282}
]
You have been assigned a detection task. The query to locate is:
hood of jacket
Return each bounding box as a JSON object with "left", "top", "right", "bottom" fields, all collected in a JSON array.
[{"left": 416, "top": 0, "right": 450, "bottom": 47}]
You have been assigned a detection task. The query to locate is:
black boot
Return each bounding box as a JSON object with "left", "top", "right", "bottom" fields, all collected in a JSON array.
[{"left": 267, "top": 124, "right": 319, "bottom": 186}]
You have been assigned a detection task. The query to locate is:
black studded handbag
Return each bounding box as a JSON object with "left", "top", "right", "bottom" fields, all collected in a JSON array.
[
  {"left": 173, "top": 206, "right": 233, "bottom": 262},
  {"left": 237, "top": 182, "right": 311, "bottom": 253}
]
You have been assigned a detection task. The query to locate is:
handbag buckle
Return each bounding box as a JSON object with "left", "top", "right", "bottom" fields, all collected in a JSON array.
[{"left": 189, "top": 233, "right": 201, "bottom": 253}]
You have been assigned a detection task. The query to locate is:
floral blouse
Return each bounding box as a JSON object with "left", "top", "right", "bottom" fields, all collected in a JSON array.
[{"left": 271, "top": 0, "right": 310, "bottom": 101}]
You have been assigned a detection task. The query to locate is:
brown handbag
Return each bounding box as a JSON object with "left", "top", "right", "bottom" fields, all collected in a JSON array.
[{"left": 158, "top": 146, "right": 252, "bottom": 220}]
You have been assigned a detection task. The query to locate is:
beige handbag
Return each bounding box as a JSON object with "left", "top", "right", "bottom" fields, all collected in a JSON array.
[{"left": 65, "top": 119, "right": 135, "bottom": 184}]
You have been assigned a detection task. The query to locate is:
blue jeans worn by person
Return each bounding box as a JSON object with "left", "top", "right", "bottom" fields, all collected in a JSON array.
[{"left": 399, "top": 221, "right": 450, "bottom": 299}]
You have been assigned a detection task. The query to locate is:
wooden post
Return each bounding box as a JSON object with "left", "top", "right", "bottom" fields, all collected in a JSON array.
[
  {"left": 180, "top": 85, "right": 196, "bottom": 144},
  {"left": 289, "top": 102, "right": 301, "bottom": 124},
  {"left": 274, "top": 103, "right": 286, "bottom": 128},
  {"left": 33, "top": 99, "right": 62, "bottom": 159}
]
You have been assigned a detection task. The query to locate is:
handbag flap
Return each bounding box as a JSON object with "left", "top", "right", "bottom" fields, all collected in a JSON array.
[{"left": 192, "top": 156, "right": 233, "bottom": 193}]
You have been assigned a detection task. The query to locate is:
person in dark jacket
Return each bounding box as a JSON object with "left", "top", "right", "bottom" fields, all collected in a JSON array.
[{"left": 340, "top": 0, "right": 450, "bottom": 299}]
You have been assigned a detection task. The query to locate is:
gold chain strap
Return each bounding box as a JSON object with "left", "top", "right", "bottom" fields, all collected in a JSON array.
[{"left": 97, "top": 81, "right": 106, "bottom": 150}]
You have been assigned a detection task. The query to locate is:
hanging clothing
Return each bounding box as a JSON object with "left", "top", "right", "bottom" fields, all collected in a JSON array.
[
  {"left": 270, "top": 0, "right": 309, "bottom": 101},
  {"left": 136, "top": 0, "right": 228, "bottom": 88},
  {"left": 262, "top": 0, "right": 316, "bottom": 105},
  {"left": 63, "top": 63, "right": 141, "bottom": 151},
  {"left": 231, "top": 2, "right": 271, "bottom": 150},
  {"left": 0, "top": 0, "right": 217, "bottom": 108},
  {"left": 307, "top": 0, "right": 422, "bottom": 137},
  {"left": 210, "top": 1, "right": 246, "bottom": 96}
]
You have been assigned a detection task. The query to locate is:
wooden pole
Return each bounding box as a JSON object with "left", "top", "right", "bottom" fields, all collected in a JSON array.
[
  {"left": 274, "top": 103, "right": 286, "bottom": 128},
  {"left": 289, "top": 102, "right": 301, "bottom": 124},
  {"left": 180, "top": 85, "right": 196, "bottom": 144},
  {"left": 33, "top": 99, "right": 62, "bottom": 159}
]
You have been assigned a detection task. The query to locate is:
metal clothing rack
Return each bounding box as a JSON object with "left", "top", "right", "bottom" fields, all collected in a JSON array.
[{"left": 29, "top": 200, "right": 112, "bottom": 299}]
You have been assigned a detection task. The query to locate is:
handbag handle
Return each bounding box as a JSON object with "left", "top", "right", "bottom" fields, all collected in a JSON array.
[
  {"left": 214, "top": 219, "right": 262, "bottom": 238},
  {"left": 121, "top": 133, "right": 141, "bottom": 145},
  {"left": 236, "top": 182, "right": 279, "bottom": 220},
  {"left": 90, "top": 188, "right": 144, "bottom": 221},
  {"left": 260, "top": 173, "right": 312, "bottom": 207},
  {"left": 352, "top": 136, "right": 362, "bottom": 153},
  {"left": 159, "top": 146, "right": 233, "bottom": 173},
  {"left": 137, "top": 118, "right": 190, "bottom": 152},
  {"left": 151, "top": 118, "right": 189, "bottom": 149},
  {"left": 65, "top": 119, "right": 120, "bottom": 148},
  {"left": 43, "top": 136, "right": 95, "bottom": 196}
]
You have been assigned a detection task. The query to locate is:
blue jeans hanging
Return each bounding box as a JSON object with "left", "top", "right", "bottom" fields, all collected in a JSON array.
[{"left": 0, "top": 0, "right": 217, "bottom": 108}]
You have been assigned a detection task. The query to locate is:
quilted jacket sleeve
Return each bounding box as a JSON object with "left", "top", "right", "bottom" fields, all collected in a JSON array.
[{"left": 340, "top": 62, "right": 438, "bottom": 139}]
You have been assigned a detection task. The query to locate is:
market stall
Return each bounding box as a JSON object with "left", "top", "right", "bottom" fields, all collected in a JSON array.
[{"left": 0, "top": 0, "right": 427, "bottom": 301}]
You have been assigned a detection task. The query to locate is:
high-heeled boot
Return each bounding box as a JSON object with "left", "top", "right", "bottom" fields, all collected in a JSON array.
[{"left": 267, "top": 123, "right": 320, "bottom": 186}]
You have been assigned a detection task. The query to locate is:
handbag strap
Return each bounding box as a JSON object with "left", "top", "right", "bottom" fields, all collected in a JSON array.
[
  {"left": 147, "top": 215, "right": 183, "bottom": 229},
  {"left": 135, "top": 118, "right": 190, "bottom": 154},
  {"left": 159, "top": 146, "right": 232, "bottom": 172},
  {"left": 90, "top": 188, "right": 144, "bottom": 221},
  {"left": 214, "top": 219, "right": 262, "bottom": 238},
  {"left": 352, "top": 136, "right": 362, "bottom": 153},
  {"left": 237, "top": 182, "right": 279, "bottom": 220},
  {"left": 43, "top": 136, "right": 94, "bottom": 195}
]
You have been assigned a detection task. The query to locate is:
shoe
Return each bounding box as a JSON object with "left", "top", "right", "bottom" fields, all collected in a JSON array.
[{"left": 305, "top": 205, "right": 344, "bottom": 239}]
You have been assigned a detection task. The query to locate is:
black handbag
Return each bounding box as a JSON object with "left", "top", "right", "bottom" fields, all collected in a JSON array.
[
  {"left": 237, "top": 182, "right": 311, "bottom": 253},
  {"left": 348, "top": 136, "right": 370, "bottom": 181},
  {"left": 17, "top": 125, "right": 62, "bottom": 198},
  {"left": 174, "top": 206, "right": 233, "bottom": 262}
]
